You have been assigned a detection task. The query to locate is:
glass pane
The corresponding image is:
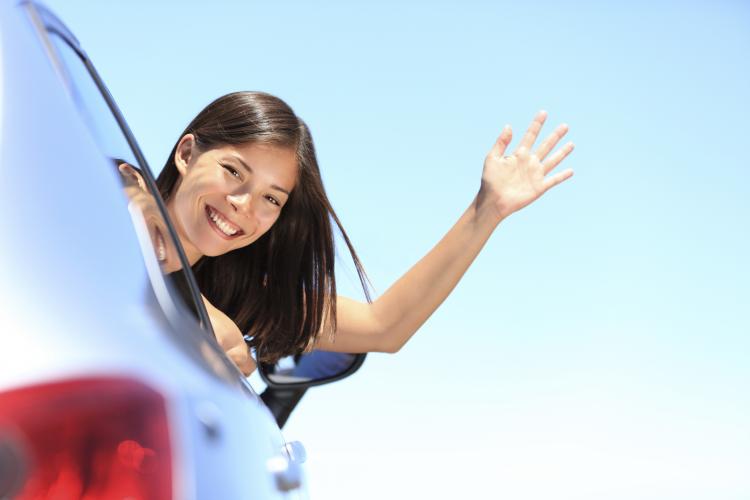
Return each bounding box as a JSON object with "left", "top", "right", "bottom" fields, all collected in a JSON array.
[
  {"left": 48, "top": 34, "right": 137, "bottom": 165},
  {"left": 46, "top": 33, "right": 203, "bottom": 324}
]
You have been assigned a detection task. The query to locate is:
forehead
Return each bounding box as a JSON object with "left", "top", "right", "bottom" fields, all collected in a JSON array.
[{"left": 212, "top": 142, "right": 298, "bottom": 190}]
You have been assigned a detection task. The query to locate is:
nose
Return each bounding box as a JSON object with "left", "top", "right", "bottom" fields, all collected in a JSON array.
[{"left": 227, "top": 193, "right": 252, "bottom": 216}]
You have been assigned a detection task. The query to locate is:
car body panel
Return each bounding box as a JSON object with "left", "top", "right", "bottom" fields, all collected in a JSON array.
[{"left": 0, "top": 1, "right": 304, "bottom": 498}]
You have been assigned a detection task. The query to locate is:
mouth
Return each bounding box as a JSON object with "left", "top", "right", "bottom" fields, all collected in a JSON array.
[{"left": 205, "top": 205, "right": 245, "bottom": 240}]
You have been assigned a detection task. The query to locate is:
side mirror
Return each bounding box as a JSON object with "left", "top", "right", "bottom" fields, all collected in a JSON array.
[{"left": 259, "top": 351, "right": 366, "bottom": 389}]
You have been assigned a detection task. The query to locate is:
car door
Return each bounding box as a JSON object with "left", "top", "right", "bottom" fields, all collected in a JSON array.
[{"left": 0, "top": 2, "right": 307, "bottom": 498}]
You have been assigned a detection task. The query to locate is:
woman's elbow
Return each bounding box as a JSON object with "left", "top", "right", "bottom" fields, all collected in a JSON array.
[{"left": 376, "top": 336, "right": 404, "bottom": 354}]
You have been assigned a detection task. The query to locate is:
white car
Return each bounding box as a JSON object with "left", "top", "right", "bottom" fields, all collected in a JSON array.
[{"left": 0, "top": 1, "right": 364, "bottom": 498}]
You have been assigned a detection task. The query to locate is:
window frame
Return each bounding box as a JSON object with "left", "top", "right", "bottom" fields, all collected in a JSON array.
[{"left": 27, "top": 2, "right": 215, "bottom": 339}]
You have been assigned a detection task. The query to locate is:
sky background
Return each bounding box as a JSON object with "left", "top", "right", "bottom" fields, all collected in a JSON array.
[{"left": 43, "top": 1, "right": 749, "bottom": 498}]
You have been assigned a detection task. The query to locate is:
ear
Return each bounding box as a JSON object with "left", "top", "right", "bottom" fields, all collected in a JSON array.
[
  {"left": 174, "top": 134, "right": 196, "bottom": 176},
  {"left": 118, "top": 163, "right": 148, "bottom": 192}
]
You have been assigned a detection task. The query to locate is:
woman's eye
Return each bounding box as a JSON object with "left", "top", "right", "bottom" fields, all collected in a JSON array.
[
  {"left": 222, "top": 164, "right": 241, "bottom": 179},
  {"left": 265, "top": 196, "right": 280, "bottom": 207}
]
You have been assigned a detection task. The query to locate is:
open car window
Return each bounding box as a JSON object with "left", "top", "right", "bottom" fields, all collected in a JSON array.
[
  {"left": 43, "top": 30, "right": 206, "bottom": 326},
  {"left": 27, "top": 9, "right": 252, "bottom": 386}
]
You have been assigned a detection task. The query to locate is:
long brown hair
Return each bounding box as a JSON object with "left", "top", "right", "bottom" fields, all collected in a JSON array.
[{"left": 157, "top": 91, "right": 370, "bottom": 363}]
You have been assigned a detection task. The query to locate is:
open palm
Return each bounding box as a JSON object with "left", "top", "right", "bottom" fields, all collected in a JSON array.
[{"left": 481, "top": 111, "right": 574, "bottom": 220}]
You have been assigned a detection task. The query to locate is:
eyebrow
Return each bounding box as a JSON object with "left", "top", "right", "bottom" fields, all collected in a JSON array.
[{"left": 227, "top": 154, "right": 291, "bottom": 196}]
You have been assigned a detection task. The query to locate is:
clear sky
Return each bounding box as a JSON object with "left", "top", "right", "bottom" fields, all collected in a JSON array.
[{"left": 44, "top": 1, "right": 749, "bottom": 498}]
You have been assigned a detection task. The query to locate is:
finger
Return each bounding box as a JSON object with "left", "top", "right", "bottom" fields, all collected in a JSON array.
[
  {"left": 542, "top": 141, "right": 575, "bottom": 174},
  {"left": 543, "top": 168, "right": 574, "bottom": 193},
  {"left": 535, "top": 123, "right": 569, "bottom": 160},
  {"left": 516, "top": 110, "right": 547, "bottom": 152},
  {"left": 489, "top": 125, "right": 513, "bottom": 157}
]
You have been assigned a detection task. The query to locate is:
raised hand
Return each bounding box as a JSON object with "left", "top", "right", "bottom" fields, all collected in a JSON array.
[
  {"left": 316, "top": 112, "right": 575, "bottom": 356},
  {"left": 479, "top": 111, "right": 574, "bottom": 221}
]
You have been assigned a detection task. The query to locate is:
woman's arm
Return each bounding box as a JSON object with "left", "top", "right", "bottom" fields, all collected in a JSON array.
[
  {"left": 316, "top": 111, "right": 574, "bottom": 354},
  {"left": 202, "top": 294, "right": 257, "bottom": 375}
]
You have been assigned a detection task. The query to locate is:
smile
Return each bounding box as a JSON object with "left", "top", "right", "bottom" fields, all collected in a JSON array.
[{"left": 205, "top": 205, "right": 244, "bottom": 239}]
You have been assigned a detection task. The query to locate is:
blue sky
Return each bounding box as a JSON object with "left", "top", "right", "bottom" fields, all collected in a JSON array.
[{"left": 44, "top": 1, "right": 749, "bottom": 498}]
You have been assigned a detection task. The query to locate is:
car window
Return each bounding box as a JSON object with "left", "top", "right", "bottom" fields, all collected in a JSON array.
[
  {"left": 44, "top": 30, "right": 210, "bottom": 333},
  {"left": 19, "top": 6, "right": 257, "bottom": 392},
  {"left": 46, "top": 33, "right": 138, "bottom": 166}
]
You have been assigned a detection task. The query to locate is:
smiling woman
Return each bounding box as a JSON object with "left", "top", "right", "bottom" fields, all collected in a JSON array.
[
  {"left": 157, "top": 91, "right": 372, "bottom": 367},
  {"left": 155, "top": 90, "right": 574, "bottom": 372}
]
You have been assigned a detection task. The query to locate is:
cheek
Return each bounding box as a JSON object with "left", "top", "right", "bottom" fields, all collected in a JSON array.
[
  {"left": 255, "top": 213, "right": 282, "bottom": 239},
  {"left": 231, "top": 213, "right": 281, "bottom": 250},
  {"left": 181, "top": 195, "right": 204, "bottom": 234},
  {"left": 264, "top": 212, "right": 283, "bottom": 231},
  {"left": 178, "top": 177, "right": 216, "bottom": 220},
  {"left": 172, "top": 189, "right": 191, "bottom": 225},
  {"left": 259, "top": 212, "right": 281, "bottom": 233}
]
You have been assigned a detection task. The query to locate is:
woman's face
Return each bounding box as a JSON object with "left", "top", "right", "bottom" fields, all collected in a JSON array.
[{"left": 168, "top": 135, "right": 298, "bottom": 263}]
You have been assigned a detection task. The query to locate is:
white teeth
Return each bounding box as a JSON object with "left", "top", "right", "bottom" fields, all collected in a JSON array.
[
  {"left": 157, "top": 238, "right": 166, "bottom": 262},
  {"left": 208, "top": 207, "right": 239, "bottom": 236}
]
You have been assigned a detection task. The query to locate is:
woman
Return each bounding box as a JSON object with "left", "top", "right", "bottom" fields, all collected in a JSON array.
[{"left": 156, "top": 91, "right": 574, "bottom": 374}]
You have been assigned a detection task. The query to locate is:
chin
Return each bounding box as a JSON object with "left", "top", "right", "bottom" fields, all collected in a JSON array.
[
  {"left": 202, "top": 240, "right": 253, "bottom": 258},
  {"left": 202, "top": 245, "right": 235, "bottom": 258}
]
